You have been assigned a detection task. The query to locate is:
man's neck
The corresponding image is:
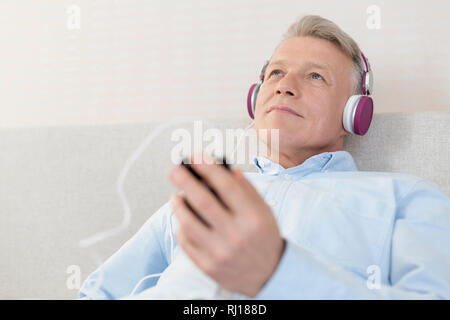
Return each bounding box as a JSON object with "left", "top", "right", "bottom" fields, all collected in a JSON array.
[
  {"left": 268, "top": 150, "right": 316, "bottom": 169},
  {"left": 267, "top": 145, "right": 343, "bottom": 169}
]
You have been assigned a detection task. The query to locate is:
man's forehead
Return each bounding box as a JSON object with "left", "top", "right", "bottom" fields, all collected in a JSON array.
[
  {"left": 268, "top": 58, "right": 332, "bottom": 72},
  {"left": 269, "top": 37, "right": 353, "bottom": 74}
]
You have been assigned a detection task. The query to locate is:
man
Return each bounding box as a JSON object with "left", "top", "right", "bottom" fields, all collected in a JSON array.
[{"left": 79, "top": 15, "right": 450, "bottom": 299}]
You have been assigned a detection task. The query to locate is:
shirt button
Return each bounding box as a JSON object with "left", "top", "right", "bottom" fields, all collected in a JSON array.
[
  {"left": 268, "top": 199, "right": 277, "bottom": 206},
  {"left": 284, "top": 174, "right": 291, "bottom": 180}
]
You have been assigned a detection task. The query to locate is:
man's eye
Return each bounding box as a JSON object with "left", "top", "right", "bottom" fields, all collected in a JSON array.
[
  {"left": 269, "top": 69, "right": 283, "bottom": 77},
  {"left": 311, "top": 73, "right": 323, "bottom": 80}
]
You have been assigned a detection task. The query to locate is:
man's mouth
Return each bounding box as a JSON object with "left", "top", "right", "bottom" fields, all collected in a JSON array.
[{"left": 267, "top": 105, "right": 303, "bottom": 117}]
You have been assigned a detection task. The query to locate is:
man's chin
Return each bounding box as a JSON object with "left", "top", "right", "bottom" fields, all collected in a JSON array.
[
  {"left": 257, "top": 122, "right": 301, "bottom": 136},
  {"left": 256, "top": 125, "right": 306, "bottom": 147}
]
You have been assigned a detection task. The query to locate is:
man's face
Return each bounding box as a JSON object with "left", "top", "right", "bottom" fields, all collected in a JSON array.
[{"left": 254, "top": 36, "right": 353, "bottom": 157}]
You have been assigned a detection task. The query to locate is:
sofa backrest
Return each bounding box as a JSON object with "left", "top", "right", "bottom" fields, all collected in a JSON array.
[{"left": 0, "top": 111, "right": 448, "bottom": 299}]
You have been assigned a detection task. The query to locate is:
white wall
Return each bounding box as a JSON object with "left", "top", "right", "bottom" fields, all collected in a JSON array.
[{"left": 0, "top": 0, "right": 449, "bottom": 128}]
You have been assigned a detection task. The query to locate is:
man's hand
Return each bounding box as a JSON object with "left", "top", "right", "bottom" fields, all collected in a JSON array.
[{"left": 168, "top": 154, "right": 285, "bottom": 297}]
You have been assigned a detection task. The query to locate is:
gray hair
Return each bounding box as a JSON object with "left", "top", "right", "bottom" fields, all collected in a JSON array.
[{"left": 277, "top": 15, "right": 368, "bottom": 95}]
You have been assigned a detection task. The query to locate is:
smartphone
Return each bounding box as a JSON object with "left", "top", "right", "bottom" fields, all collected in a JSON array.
[{"left": 180, "top": 158, "right": 231, "bottom": 227}]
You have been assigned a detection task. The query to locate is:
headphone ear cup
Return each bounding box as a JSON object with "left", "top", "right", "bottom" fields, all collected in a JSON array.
[
  {"left": 343, "top": 95, "right": 374, "bottom": 136},
  {"left": 247, "top": 83, "right": 261, "bottom": 119}
]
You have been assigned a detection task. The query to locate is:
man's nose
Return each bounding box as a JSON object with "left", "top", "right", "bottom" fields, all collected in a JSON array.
[
  {"left": 275, "top": 76, "right": 299, "bottom": 96},
  {"left": 276, "top": 86, "right": 295, "bottom": 96}
]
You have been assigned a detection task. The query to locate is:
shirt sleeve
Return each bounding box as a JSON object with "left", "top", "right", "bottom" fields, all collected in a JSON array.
[
  {"left": 78, "top": 202, "right": 173, "bottom": 300},
  {"left": 255, "top": 179, "right": 450, "bottom": 299}
]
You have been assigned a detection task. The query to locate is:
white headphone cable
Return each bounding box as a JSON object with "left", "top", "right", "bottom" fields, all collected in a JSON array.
[
  {"left": 129, "top": 120, "right": 255, "bottom": 298},
  {"left": 76, "top": 116, "right": 254, "bottom": 297}
]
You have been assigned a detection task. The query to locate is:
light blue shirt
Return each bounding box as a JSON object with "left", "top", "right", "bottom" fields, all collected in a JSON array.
[{"left": 79, "top": 151, "right": 450, "bottom": 299}]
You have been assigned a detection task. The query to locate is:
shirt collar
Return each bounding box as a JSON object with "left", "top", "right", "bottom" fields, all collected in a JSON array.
[{"left": 253, "top": 151, "right": 358, "bottom": 179}]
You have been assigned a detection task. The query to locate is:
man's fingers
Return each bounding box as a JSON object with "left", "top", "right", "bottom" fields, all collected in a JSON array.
[
  {"left": 191, "top": 160, "right": 261, "bottom": 214},
  {"left": 233, "top": 169, "right": 261, "bottom": 199},
  {"left": 169, "top": 164, "right": 233, "bottom": 232},
  {"left": 170, "top": 193, "right": 220, "bottom": 251},
  {"left": 176, "top": 228, "right": 216, "bottom": 278}
]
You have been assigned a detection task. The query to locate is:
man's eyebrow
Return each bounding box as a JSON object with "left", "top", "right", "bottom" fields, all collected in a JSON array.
[{"left": 268, "top": 59, "right": 332, "bottom": 73}]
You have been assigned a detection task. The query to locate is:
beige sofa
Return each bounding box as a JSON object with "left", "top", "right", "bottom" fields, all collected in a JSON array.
[{"left": 0, "top": 111, "right": 448, "bottom": 299}]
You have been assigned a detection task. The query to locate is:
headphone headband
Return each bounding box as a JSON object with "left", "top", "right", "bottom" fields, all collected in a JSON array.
[
  {"left": 360, "top": 52, "right": 373, "bottom": 96},
  {"left": 259, "top": 60, "right": 269, "bottom": 82},
  {"left": 361, "top": 52, "right": 369, "bottom": 72}
]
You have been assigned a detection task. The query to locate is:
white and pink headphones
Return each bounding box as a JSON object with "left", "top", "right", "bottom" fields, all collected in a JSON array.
[{"left": 247, "top": 52, "right": 374, "bottom": 135}]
